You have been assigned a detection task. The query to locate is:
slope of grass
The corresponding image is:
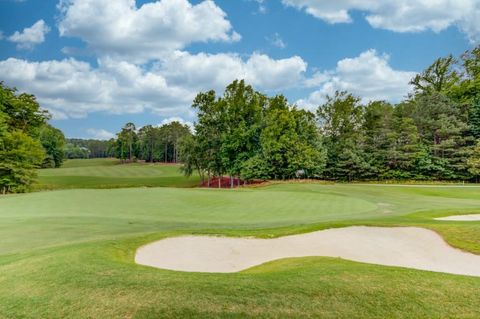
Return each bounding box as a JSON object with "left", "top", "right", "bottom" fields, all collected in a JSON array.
[
  {"left": 37, "top": 158, "right": 199, "bottom": 189},
  {"left": 1, "top": 183, "right": 480, "bottom": 318}
]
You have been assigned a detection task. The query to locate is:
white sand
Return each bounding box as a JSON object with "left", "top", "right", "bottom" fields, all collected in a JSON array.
[
  {"left": 135, "top": 226, "right": 480, "bottom": 276},
  {"left": 435, "top": 214, "right": 480, "bottom": 221}
]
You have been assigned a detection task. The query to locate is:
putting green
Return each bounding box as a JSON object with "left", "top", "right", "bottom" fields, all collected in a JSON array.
[{"left": 0, "top": 186, "right": 377, "bottom": 254}]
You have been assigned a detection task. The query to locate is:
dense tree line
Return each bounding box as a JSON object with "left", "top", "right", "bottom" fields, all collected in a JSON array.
[
  {"left": 180, "top": 80, "right": 326, "bottom": 186},
  {"left": 109, "top": 121, "right": 191, "bottom": 163},
  {"left": 64, "top": 139, "right": 111, "bottom": 159},
  {"left": 0, "top": 82, "right": 65, "bottom": 193},
  {"left": 182, "top": 47, "right": 480, "bottom": 184}
]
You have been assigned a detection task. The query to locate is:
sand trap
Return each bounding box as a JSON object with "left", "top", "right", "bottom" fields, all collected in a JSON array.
[
  {"left": 435, "top": 214, "right": 480, "bottom": 221},
  {"left": 135, "top": 226, "right": 480, "bottom": 277}
]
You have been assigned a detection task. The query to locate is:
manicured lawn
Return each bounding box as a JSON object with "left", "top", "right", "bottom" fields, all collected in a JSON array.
[
  {"left": 1, "top": 182, "right": 480, "bottom": 318},
  {"left": 36, "top": 158, "right": 200, "bottom": 189}
]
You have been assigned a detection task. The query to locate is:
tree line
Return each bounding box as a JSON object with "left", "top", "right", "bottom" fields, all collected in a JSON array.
[
  {"left": 0, "top": 82, "right": 66, "bottom": 193},
  {"left": 64, "top": 139, "right": 111, "bottom": 159},
  {"left": 109, "top": 121, "right": 191, "bottom": 163},
  {"left": 181, "top": 47, "right": 480, "bottom": 185}
]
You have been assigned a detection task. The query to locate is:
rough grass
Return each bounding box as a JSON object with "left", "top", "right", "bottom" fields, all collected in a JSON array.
[
  {"left": 1, "top": 179, "right": 480, "bottom": 318},
  {"left": 36, "top": 158, "right": 200, "bottom": 189}
]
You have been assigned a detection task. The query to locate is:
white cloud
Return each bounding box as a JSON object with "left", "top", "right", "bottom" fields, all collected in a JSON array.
[
  {"left": 57, "top": 0, "right": 240, "bottom": 62},
  {"left": 282, "top": 0, "right": 480, "bottom": 43},
  {"left": 0, "top": 57, "right": 191, "bottom": 119},
  {"left": 0, "top": 51, "right": 307, "bottom": 119},
  {"left": 297, "top": 50, "right": 416, "bottom": 110},
  {"left": 86, "top": 128, "right": 115, "bottom": 140},
  {"left": 266, "top": 33, "right": 286, "bottom": 49},
  {"left": 157, "top": 51, "right": 307, "bottom": 92},
  {"left": 159, "top": 117, "right": 194, "bottom": 130},
  {"left": 8, "top": 20, "right": 50, "bottom": 49}
]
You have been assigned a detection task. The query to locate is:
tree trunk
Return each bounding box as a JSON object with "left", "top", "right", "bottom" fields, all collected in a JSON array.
[
  {"left": 230, "top": 175, "right": 233, "bottom": 188},
  {"left": 208, "top": 170, "right": 211, "bottom": 188},
  {"left": 218, "top": 175, "right": 222, "bottom": 189},
  {"left": 164, "top": 144, "right": 168, "bottom": 163}
]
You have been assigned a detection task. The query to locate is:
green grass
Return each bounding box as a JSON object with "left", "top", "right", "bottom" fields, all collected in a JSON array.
[
  {"left": 1, "top": 180, "right": 480, "bottom": 318},
  {"left": 36, "top": 158, "right": 200, "bottom": 189}
]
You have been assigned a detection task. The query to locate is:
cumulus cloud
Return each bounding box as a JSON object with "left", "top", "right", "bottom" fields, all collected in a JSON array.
[
  {"left": 297, "top": 50, "right": 416, "bottom": 110},
  {"left": 57, "top": 0, "right": 241, "bottom": 61},
  {"left": 0, "top": 57, "right": 191, "bottom": 119},
  {"left": 86, "top": 128, "right": 116, "bottom": 140},
  {"left": 156, "top": 51, "right": 307, "bottom": 93},
  {"left": 282, "top": 0, "right": 480, "bottom": 43},
  {"left": 8, "top": 20, "right": 50, "bottom": 49},
  {"left": 0, "top": 51, "right": 308, "bottom": 119}
]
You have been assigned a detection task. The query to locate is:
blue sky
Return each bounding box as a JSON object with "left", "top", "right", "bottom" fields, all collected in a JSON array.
[{"left": 0, "top": 0, "right": 477, "bottom": 139}]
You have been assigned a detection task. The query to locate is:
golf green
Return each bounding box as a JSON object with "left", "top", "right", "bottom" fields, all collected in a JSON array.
[{"left": 1, "top": 183, "right": 480, "bottom": 318}]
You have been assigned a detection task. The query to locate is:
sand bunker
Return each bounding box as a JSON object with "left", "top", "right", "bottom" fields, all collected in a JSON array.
[
  {"left": 435, "top": 214, "right": 480, "bottom": 221},
  {"left": 135, "top": 226, "right": 480, "bottom": 276}
]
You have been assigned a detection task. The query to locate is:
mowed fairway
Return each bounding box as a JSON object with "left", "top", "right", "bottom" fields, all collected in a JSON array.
[
  {"left": 37, "top": 158, "right": 200, "bottom": 189},
  {"left": 1, "top": 178, "right": 480, "bottom": 317}
]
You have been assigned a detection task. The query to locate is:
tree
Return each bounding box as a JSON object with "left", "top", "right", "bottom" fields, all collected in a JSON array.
[
  {"left": 0, "top": 114, "right": 45, "bottom": 194},
  {"left": 219, "top": 80, "right": 265, "bottom": 186},
  {"left": 137, "top": 125, "right": 157, "bottom": 163},
  {"left": 317, "top": 91, "right": 367, "bottom": 180},
  {"left": 192, "top": 90, "right": 225, "bottom": 186},
  {"left": 385, "top": 115, "right": 423, "bottom": 179},
  {"left": 245, "top": 96, "right": 326, "bottom": 180},
  {"left": 469, "top": 98, "right": 480, "bottom": 138},
  {"left": 410, "top": 55, "right": 460, "bottom": 95},
  {"left": 40, "top": 124, "right": 65, "bottom": 168},
  {"left": 116, "top": 122, "right": 137, "bottom": 161},
  {"left": 410, "top": 94, "right": 470, "bottom": 179},
  {"left": 467, "top": 141, "right": 480, "bottom": 182},
  {"left": 0, "top": 82, "right": 51, "bottom": 193},
  {"left": 362, "top": 101, "right": 394, "bottom": 178}
]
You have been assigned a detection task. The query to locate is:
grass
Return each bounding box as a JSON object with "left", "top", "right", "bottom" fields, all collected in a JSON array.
[
  {"left": 36, "top": 158, "right": 200, "bottom": 189},
  {"left": 1, "top": 168, "right": 480, "bottom": 317}
]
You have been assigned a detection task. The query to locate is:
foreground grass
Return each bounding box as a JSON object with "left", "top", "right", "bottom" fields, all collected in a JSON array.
[
  {"left": 1, "top": 183, "right": 480, "bottom": 318},
  {"left": 36, "top": 158, "right": 199, "bottom": 190}
]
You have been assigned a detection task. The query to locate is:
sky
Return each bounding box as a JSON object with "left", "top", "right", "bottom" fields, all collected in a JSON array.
[{"left": 0, "top": 0, "right": 478, "bottom": 139}]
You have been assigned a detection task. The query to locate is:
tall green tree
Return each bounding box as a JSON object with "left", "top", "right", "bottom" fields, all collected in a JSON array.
[
  {"left": 116, "top": 122, "right": 137, "bottom": 161},
  {"left": 219, "top": 80, "right": 265, "bottom": 186},
  {"left": 317, "top": 91, "right": 367, "bottom": 180},
  {"left": 0, "top": 83, "right": 49, "bottom": 193},
  {"left": 362, "top": 101, "right": 394, "bottom": 178},
  {"left": 40, "top": 124, "right": 65, "bottom": 168},
  {"left": 243, "top": 96, "right": 326, "bottom": 180}
]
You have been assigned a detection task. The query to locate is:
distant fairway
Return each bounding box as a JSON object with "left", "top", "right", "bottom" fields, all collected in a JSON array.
[
  {"left": 2, "top": 174, "right": 480, "bottom": 317},
  {"left": 37, "top": 158, "right": 200, "bottom": 189}
]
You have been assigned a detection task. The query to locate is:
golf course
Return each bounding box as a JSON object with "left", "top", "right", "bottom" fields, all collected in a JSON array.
[{"left": 1, "top": 159, "right": 480, "bottom": 318}]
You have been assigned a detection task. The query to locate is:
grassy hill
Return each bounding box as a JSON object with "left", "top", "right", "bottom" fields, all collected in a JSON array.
[{"left": 36, "top": 158, "right": 200, "bottom": 190}]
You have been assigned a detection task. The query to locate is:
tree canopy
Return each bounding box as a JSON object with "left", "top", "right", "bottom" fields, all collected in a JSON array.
[{"left": 0, "top": 82, "right": 62, "bottom": 193}]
